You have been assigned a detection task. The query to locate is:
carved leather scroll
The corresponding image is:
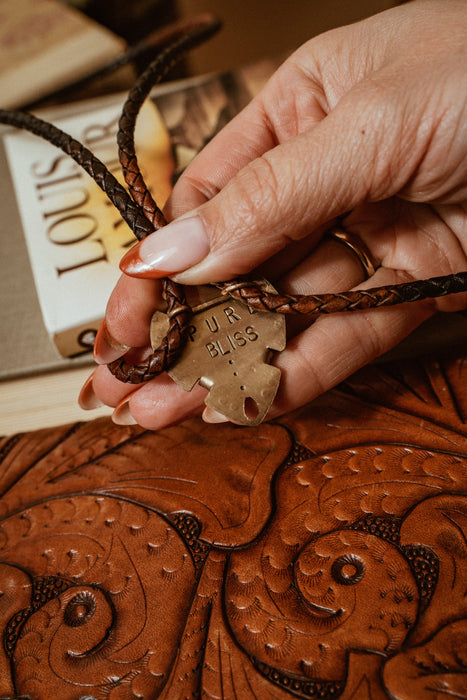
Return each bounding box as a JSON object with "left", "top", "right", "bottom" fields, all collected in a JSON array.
[{"left": 0, "top": 354, "right": 466, "bottom": 699}]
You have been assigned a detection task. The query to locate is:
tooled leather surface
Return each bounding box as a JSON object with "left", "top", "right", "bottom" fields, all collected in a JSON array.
[{"left": 0, "top": 353, "right": 466, "bottom": 699}]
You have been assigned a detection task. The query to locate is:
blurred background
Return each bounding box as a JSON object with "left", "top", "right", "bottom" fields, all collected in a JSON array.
[{"left": 65, "top": 0, "right": 395, "bottom": 75}]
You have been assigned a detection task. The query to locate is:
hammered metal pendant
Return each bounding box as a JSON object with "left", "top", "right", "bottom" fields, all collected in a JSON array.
[{"left": 150, "top": 281, "right": 286, "bottom": 426}]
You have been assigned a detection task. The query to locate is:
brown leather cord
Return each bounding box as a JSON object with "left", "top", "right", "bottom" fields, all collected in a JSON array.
[
  {"left": 1, "top": 19, "right": 466, "bottom": 387},
  {"left": 215, "top": 272, "right": 467, "bottom": 316},
  {"left": 109, "top": 15, "right": 222, "bottom": 383},
  {"left": 22, "top": 17, "right": 218, "bottom": 111},
  {"left": 117, "top": 15, "right": 221, "bottom": 230},
  {"left": 0, "top": 109, "right": 154, "bottom": 241}
]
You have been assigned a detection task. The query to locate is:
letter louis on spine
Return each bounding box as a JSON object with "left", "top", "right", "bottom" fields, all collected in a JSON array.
[{"left": 2, "top": 97, "right": 170, "bottom": 357}]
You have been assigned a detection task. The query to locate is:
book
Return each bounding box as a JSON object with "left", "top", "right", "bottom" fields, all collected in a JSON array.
[
  {"left": 0, "top": 59, "right": 279, "bottom": 379},
  {"left": 0, "top": 0, "right": 126, "bottom": 109},
  {"left": 3, "top": 93, "right": 173, "bottom": 359},
  {"left": 0, "top": 365, "right": 112, "bottom": 435}
]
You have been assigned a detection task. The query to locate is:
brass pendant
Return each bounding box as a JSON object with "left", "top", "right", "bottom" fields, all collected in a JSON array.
[{"left": 150, "top": 281, "right": 286, "bottom": 426}]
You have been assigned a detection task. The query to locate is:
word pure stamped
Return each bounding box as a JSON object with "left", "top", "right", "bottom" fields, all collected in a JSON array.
[{"left": 151, "top": 282, "right": 286, "bottom": 426}]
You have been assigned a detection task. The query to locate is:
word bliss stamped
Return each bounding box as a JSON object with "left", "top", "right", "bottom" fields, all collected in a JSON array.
[{"left": 151, "top": 282, "right": 286, "bottom": 426}]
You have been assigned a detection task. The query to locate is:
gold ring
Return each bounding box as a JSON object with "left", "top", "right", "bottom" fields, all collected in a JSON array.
[{"left": 327, "top": 227, "right": 378, "bottom": 279}]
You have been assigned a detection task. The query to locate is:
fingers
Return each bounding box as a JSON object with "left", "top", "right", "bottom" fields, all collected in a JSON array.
[
  {"left": 86, "top": 201, "right": 467, "bottom": 427},
  {"left": 80, "top": 364, "right": 207, "bottom": 431},
  {"left": 118, "top": 1, "right": 466, "bottom": 287},
  {"left": 81, "top": 223, "right": 373, "bottom": 425},
  {"left": 85, "top": 197, "right": 467, "bottom": 429},
  {"left": 270, "top": 267, "right": 434, "bottom": 419},
  {"left": 267, "top": 200, "right": 467, "bottom": 418},
  {"left": 112, "top": 380, "right": 207, "bottom": 430},
  {"left": 84, "top": 268, "right": 433, "bottom": 429},
  {"left": 118, "top": 76, "right": 422, "bottom": 285},
  {"left": 342, "top": 201, "right": 467, "bottom": 311},
  {"left": 93, "top": 274, "right": 163, "bottom": 364}
]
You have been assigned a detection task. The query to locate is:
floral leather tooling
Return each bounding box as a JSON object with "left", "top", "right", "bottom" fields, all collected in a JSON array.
[{"left": 0, "top": 353, "right": 466, "bottom": 699}]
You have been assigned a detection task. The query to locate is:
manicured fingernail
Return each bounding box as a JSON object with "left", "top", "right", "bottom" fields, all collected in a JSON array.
[
  {"left": 112, "top": 398, "right": 138, "bottom": 426},
  {"left": 202, "top": 406, "right": 228, "bottom": 424},
  {"left": 120, "top": 216, "right": 209, "bottom": 278},
  {"left": 78, "top": 371, "right": 104, "bottom": 410},
  {"left": 93, "top": 320, "right": 130, "bottom": 364}
]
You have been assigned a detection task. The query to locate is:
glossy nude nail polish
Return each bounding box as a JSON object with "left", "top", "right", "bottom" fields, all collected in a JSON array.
[
  {"left": 202, "top": 406, "right": 229, "bottom": 424},
  {"left": 93, "top": 320, "right": 131, "bottom": 365},
  {"left": 112, "top": 397, "right": 138, "bottom": 425},
  {"left": 120, "top": 216, "right": 209, "bottom": 278},
  {"left": 78, "top": 371, "right": 104, "bottom": 410}
]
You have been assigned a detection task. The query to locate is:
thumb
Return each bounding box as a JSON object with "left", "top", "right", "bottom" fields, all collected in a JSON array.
[{"left": 120, "top": 83, "right": 416, "bottom": 284}]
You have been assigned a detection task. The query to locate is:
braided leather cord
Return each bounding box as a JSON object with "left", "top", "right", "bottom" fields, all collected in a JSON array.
[
  {"left": 108, "top": 15, "right": 221, "bottom": 383},
  {"left": 0, "top": 110, "right": 154, "bottom": 241},
  {"left": 107, "top": 279, "right": 192, "bottom": 384},
  {"left": 118, "top": 15, "right": 221, "bottom": 229},
  {"left": 217, "top": 272, "right": 467, "bottom": 316}
]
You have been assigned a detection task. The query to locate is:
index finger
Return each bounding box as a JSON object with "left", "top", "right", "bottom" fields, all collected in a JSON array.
[
  {"left": 93, "top": 275, "right": 162, "bottom": 365},
  {"left": 164, "top": 53, "right": 328, "bottom": 220}
]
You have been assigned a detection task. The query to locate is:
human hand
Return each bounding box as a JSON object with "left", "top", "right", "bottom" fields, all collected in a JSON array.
[{"left": 80, "top": 0, "right": 467, "bottom": 429}]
